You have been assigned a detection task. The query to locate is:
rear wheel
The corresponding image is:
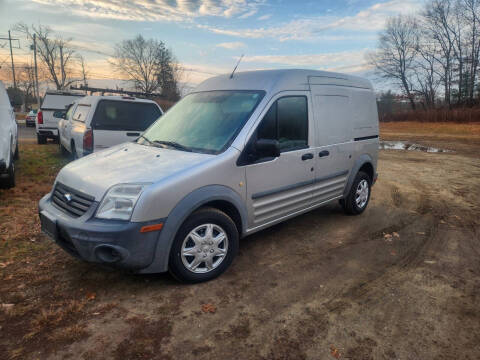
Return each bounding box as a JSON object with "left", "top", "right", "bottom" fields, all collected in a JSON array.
[
  {"left": 341, "top": 171, "right": 371, "bottom": 215},
  {"left": 169, "top": 207, "right": 239, "bottom": 283},
  {"left": 37, "top": 134, "right": 47, "bottom": 145}
]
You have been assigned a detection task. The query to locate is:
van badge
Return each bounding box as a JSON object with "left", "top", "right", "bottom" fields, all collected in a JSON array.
[{"left": 63, "top": 193, "right": 73, "bottom": 203}]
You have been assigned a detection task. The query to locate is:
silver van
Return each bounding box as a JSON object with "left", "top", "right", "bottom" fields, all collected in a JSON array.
[{"left": 39, "top": 70, "right": 379, "bottom": 283}]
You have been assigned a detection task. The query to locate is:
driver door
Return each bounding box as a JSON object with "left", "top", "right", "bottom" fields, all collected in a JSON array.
[{"left": 242, "top": 92, "right": 315, "bottom": 230}]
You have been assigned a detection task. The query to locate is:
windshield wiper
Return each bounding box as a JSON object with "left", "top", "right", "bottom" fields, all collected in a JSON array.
[
  {"left": 138, "top": 135, "right": 152, "bottom": 145},
  {"left": 152, "top": 140, "right": 192, "bottom": 152}
]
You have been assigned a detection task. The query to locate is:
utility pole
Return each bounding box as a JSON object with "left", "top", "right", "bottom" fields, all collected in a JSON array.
[
  {"left": 8, "top": 31, "right": 16, "bottom": 88},
  {"left": 33, "top": 34, "right": 40, "bottom": 107},
  {"left": 0, "top": 32, "right": 19, "bottom": 88}
]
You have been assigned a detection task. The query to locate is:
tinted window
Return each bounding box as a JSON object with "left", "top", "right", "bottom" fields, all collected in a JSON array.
[
  {"left": 72, "top": 105, "right": 91, "bottom": 123},
  {"left": 257, "top": 96, "right": 308, "bottom": 152},
  {"left": 92, "top": 100, "right": 161, "bottom": 131}
]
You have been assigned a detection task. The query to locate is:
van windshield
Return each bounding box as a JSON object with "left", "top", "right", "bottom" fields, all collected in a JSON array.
[{"left": 138, "top": 90, "right": 265, "bottom": 154}]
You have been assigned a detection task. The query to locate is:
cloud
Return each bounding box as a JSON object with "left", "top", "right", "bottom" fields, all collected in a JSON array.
[
  {"left": 29, "top": 0, "right": 266, "bottom": 22},
  {"left": 199, "top": 0, "right": 422, "bottom": 41},
  {"left": 216, "top": 42, "right": 246, "bottom": 50},
  {"left": 243, "top": 50, "right": 372, "bottom": 73},
  {"left": 257, "top": 14, "right": 272, "bottom": 20}
]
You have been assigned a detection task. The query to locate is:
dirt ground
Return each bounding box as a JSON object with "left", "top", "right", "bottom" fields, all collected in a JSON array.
[{"left": 1, "top": 122, "right": 479, "bottom": 360}]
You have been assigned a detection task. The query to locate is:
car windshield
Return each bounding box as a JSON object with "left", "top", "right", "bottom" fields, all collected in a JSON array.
[{"left": 138, "top": 90, "right": 265, "bottom": 154}]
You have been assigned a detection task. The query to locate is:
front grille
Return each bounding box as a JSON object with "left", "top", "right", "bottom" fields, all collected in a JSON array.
[{"left": 52, "top": 182, "right": 95, "bottom": 217}]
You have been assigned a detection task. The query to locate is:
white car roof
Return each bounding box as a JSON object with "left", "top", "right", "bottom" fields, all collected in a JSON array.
[
  {"left": 194, "top": 69, "right": 373, "bottom": 94},
  {"left": 76, "top": 95, "right": 159, "bottom": 106}
]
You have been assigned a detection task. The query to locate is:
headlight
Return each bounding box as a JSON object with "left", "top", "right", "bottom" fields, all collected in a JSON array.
[{"left": 96, "top": 184, "right": 148, "bottom": 220}]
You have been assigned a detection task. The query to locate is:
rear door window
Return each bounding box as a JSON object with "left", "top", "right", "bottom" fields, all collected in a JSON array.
[
  {"left": 91, "top": 100, "right": 162, "bottom": 131},
  {"left": 72, "top": 105, "right": 91, "bottom": 123}
]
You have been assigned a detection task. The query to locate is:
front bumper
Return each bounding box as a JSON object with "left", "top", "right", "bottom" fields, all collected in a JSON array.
[{"left": 38, "top": 194, "right": 165, "bottom": 270}]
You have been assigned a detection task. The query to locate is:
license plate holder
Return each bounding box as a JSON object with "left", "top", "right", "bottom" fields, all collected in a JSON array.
[{"left": 40, "top": 211, "right": 58, "bottom": 240}]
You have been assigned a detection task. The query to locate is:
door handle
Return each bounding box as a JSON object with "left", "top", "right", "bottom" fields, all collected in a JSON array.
[
  {"left": 126, "top": 132, "right": 140, "bottom": 137},
  {"left": 301, "top": 153, "right": 314, "bottom": 161},
  {"left": 319, "top": 150, "right": 330, "bottom": 158}
]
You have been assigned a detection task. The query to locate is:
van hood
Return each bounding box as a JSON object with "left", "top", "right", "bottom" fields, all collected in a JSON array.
[{"left": 55, "top": 142, "right": 215, "bottom": 200}]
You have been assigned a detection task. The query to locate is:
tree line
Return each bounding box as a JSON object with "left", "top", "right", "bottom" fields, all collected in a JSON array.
[
  {"left": 3, "top": 23, "right": 182, "bottom": 106},
  {"left": 370, "top": 0, "right": 480, "bottom": 110}
]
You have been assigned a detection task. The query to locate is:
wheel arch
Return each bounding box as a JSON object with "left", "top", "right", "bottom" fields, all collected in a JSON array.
[
  {"left": 139, "top": 185, "right": 247, "bottom": 274},
  {"left": 343, "top": 154, "right": 375, "bottom": 197}
]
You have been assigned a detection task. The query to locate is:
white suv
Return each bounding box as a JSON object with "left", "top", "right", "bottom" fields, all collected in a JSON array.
[
  {"left": 58, "top": 96, "right": 163, "bottom": 158},
  {"left": 0, "top": 81, "right": 18, "bottom": 188}
]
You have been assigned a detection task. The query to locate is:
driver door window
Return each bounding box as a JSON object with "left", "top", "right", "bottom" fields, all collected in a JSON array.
[{"left": 257, "top": 96, "right": 308, "bottom": 152}]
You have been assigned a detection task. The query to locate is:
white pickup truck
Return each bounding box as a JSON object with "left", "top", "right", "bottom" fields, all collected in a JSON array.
[
  {"left": 36, "top": 91, "right": 84, "bottom": 144},
  {"left": 58, "top": 95, "right": 163, "bottom": 158}
]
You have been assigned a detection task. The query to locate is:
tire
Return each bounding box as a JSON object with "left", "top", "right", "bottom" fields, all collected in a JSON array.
[
  {"left": 13, "top": 142, "right": 19, "bottom": 160},
  {"left": 342, "top": 171, "right": 371, "bottom": 215},
  {"left": 37, "top": 134, "right": 47, "bottom": 145},
  {"left": 169, "top": 207, "right": 239, "bottom": 283},
  {"left": 0, "top": 154, "right": 15, "bottom": 189},
  {"left": 59, "top": 142, "right": 69, "bottom": 157},
  {"left": 71, "top": 142, "right": 78, "bottom": 160}
]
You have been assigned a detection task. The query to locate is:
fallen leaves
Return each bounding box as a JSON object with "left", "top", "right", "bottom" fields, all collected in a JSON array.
[
  {"left": 201, "top": 303, "right": 217, "bottom": 314},
  {"left": 330, "top": 345, "right": 341, "bottom": 359},
  {"left": 86, "top": 292, "right": 96, "bottom": 301}
]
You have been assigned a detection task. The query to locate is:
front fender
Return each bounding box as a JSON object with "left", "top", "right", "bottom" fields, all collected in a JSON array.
[{"left": 138, "top": 185, "right": 247, "bottom": 274}]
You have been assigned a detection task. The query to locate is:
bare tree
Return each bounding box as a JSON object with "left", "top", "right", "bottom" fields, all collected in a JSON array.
[
  {"left": 461, "top": 0, "right": 480, "bottom": 104},
  {"left": 78, "top": 55, "right": 89, "bottom": 91},
  {"left": 111, "top": 35, "right": 161, "bottom": 94},
  {"left": 15, "top": 23, "right": 77, "bottom": 90},
  {"left": 17, "top": 63, "right": 37, "bottom": 105},
  {"left": 414, "top": 39, "right": 442, "bottom": 108},
  {"left": 111, "top": 35, "right": 182, "bottom": 99},
  {"left": 422, "top": 0, "right": 457, "bottom": 108},
  {"left": 370, "top": 15, "right": 419, "bottom": 110}
]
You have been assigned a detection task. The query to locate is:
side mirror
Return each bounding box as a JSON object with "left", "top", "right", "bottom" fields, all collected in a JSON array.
[{"left": 255, "top": 138, "right": 280, "bottom": 158}]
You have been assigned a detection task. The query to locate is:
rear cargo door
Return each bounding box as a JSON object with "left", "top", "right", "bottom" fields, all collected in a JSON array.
[
  {"left": 90, "top": 100, "right": 162, "bottom": 151},
  {"left": 41, "top": 94, "right": 83, "bottom": 129}
]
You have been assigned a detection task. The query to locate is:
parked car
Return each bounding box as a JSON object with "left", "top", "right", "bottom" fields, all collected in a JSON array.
[
  {"left": 0, "top": 81, "right": 18, "bottom": 188},
  {"left": 39, "top": 69, "right": 379, "bottom": 283},
  {"left": 58, "top": 96, "right": 163, "bottom": 159},
  {"left": 26, "top": 109, "right": 38, "bottom": 127},
  {"left": 36, "top": 91, "right": 83, "bottom": 144}
]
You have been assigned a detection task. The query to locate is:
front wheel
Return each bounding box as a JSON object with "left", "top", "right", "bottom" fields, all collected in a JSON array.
[
  {"left": 341, "top": 171, "right": 371, "bottom": 215},
  {"left": 169, "top": 207, "right": 239, "bottom": 283}
]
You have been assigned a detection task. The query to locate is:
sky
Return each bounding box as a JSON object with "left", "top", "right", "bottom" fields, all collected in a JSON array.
[{"left": 0, "top": 0, "right": 424, "bottom": 91}]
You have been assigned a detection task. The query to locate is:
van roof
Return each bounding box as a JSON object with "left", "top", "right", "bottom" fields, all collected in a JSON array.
[{"left": 194, "top": 69, "right": 373, "bottom": 94}]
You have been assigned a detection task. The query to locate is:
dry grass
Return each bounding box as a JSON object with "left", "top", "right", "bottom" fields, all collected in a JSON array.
[
  {"left": 380, "top": 107, "right": 480, "bottom": 123},
  {"left": 380, "top": 121, "right": 480, "bottom": 138}
]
